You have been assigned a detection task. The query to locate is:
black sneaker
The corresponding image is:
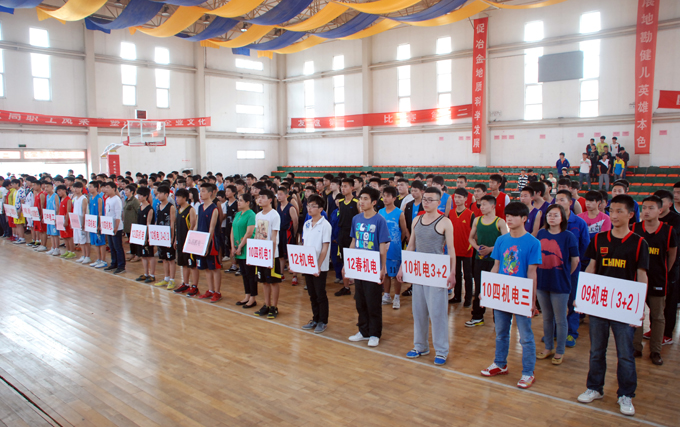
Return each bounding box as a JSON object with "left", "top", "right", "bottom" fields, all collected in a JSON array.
[
  {"left": 144, "top": 276, "right": 156, "bottom": 284},
  {"left": 401, "top": 286, "right": 413, "bottom": 297},
  {"left": 113, "top": 268, "right": 125, "bottom": 275},
  {"left": 254, "top": 305, "right": 269, "bottom": 317},
  {"left": 267, "top": 306, "right": 278, "bottom": 319},
  {"left": 135, "top": 274, "right": 148, "bottom": 282},
  {"left": 104, "top": 265, "right": 117, "bottom": 271},
  {"left": 334, "top": 287, "right": 351, "bottom": 297},
  {"left": 174, "top": 284, "right": 190, "bottom": 293},
  {"left": 449, "top": 298, "right": 462, "bottom": 304}
]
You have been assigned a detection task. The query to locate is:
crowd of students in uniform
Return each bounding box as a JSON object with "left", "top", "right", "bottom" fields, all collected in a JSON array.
[{"left": 1, "top": 167, "right": 679, "bottom": 417}]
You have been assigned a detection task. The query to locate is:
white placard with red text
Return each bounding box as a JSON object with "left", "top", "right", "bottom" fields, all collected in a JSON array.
[
  {"left": 4, "top": 204, "right": 17, "bottom": 219},
  {"left": 43, "top": 209, "right": 56, "bottom": 225},
  {"left": 68, "top": 213, "right": 82, "bottom": 230},
  {"left": 148, "top": 225, "right": 172, "bottom": 247},
  {"left": 343, "top": 248, "right": 381, "bottom": 284},
  {"left": 129, "top": 224, "right": 147, "bottom": 246},
  {"left": 183, "top": 230, "right": 210, "bottom": 256},
  {"left": 480, "top": 271, "right": 534, "bottom": 317},
  {"left": 287, "top": 244, "right": 319, "bottom": 275},
  {"left": 246, "top": 238, "right": 274, "bottom": 268},
  {"left": 84, "top": 214, "right": 98, "bottom": 233},
  {"left": 575, "top": 272, "right": 647, "bottom": 327},
  {"left": 100, "top": 216, "right": 114, "bottom": 236},
  {"left": 29, "top": 207, "right": 40, "bottom": 221},
  {"left": 21, "top": 204, "right": 32, "bottom": 220},
  {"left": 56, "top": 215, "right": 66, "bottom": 231},
  {"left": 401, "top": 250, "right": 450, "bottom": 288}
]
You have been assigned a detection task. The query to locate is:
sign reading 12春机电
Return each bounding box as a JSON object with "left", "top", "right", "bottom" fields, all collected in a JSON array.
[{"left": 343, "top": 248, "right": 381, "bottom": 283}]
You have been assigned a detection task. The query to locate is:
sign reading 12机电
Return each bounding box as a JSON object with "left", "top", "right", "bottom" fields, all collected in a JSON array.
[{"left": 287, "top": 244, "right": 319, "bottom": 275}]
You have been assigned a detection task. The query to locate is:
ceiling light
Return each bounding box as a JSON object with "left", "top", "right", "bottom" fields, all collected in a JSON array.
[
  {"left": 241, "top": 23, "right": 249, "bottom": 32},
  {"left": 161, "top": 6, "right": 170, "bottom": 17},
  {"left": 113, "top": 1, "right": 123, "bottom": 7},
  {"left": 202, "top": 15, "right": 211, "bottom": 25}
]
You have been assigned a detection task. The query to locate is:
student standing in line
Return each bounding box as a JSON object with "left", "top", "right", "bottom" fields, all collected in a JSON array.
[
  {"left": 194, "top": 183, "right": 222, "bottom": 303},
  {"left": 335, "top": 178, "right": 359, "bottom": 297},
  {"left": 489, "top": 174, "right": 510, "bottom": 220},
  {"left": 379, "top": 186, "right": 409, "bottom": 309},
  {"left": 276, "top": 186, "right": 299, "bottom": 285},
  {"left": 449, "top": 188, "right": 474, "bottom": 306},
  {"left": 123, "top": 184, "right": 141, "bottom": 263},
  {"left": 102, "top": 182, "right": 126, "bottom": 275},
  {"left": 135, "top": 187, "right": 156, "bottom": 282},
  {"left": 153, "top": 186, "right": 177, "bottom": 290},
  {"left": 172, "top": 189, "right": 199, "bottom": 296},
  {"left": 232, "top": 193, "right": 258, "bottom": 308},
  {"left": 88, "top": 181, "right": 108, "bottom": 268},
  {"left": 578, "top": 191, "right": 612, "bottom": 240},
  {"left": 253, "top": 189, "right": 282, "bottom": 318},
  {"left": 56, "top": 185, "right": 76, "bottom": 259},
  {"left": 654, "top": 189, "right": 680, "bottom": 345}
]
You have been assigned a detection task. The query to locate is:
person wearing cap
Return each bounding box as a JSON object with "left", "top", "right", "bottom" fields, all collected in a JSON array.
[
  {"left": 596, "top": 136, "right": 608, "bottom": 155},
  {"left": 610, "top": 137, "right": 620, "bottom": 156}
]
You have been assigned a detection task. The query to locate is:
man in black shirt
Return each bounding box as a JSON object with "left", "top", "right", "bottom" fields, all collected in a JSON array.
[
  {"left": 577, "top": 195, "right": 649, "bottom": 417},
  {"left": 654, "top": 190, "right": 680, "bottom": 345},
  {"left": 631, "top": 196, "right": 677, "bottom": 365},
  {"left": 335, "top": 178, "right": 359, "bottom": 296}
]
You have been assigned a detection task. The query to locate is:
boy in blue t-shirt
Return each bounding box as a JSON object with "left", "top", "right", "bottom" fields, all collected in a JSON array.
[
  {"left": 346, "top": 187, "right": 391, "bottom": 348},
  {"left": 379, "top": 186, "right": 409, "bottom": 309},
  {"left": 481, "top": 202, "right": 542, "bottom": 390}
]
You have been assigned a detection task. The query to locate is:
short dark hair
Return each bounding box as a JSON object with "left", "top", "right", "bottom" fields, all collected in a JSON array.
[
  {"left": 175, "top": 188, "right": 189, "bottom": 200},
  {"left": 103, "top": 181, "right": 116, "bottom": 189},
  {"left": 341, "top": 178, "right": 354, "bottom": 186},
  {"left": 158, "top": 185, "right": 170, "bottom": 194},
  {"left": 612, "top": 180, "right": 629, "bottom": 192},
  {"left": 529, "top": 181, "right": 545, "bottom": 195},
  {"left": 642, "top": 195, "right": 663, "bottom": 209},
  {"left": 610, "top": 194, "right": 635, "bottom": 213},
  {"left": 306, "top": 194, "right": 326, "bottom": 210},
  {"left": 556, "top": 189, "right": 572, "bottom": 200},
  {"left": 411, "top": 180, "right": 425, "bottom": 191},
  {"left": 239, "top": 193, "right": 253, "bottom": 203},
  {"left": 453, "top": 188, "right": 468, "bottom": 198},
  {"left": 505, "top": 201, "right": 529, "bottom": 218},
  {"left": 73, "top": 181, "right": 83, "bottom": 189},
  {"left": 474, "top": 183, "right": 487, "bottom": 192},
  {"left": 55, "top": 184, "right": 67, "bottom": 193},
  {"left": 544, "top": 204, "right": 568, "bottom": 232},
  {"left": 424, "top": 187, "right": 441, "bottom": 198},
  {"left": 480, "top": 194, "right": 496, "bottom": 205},
  {"left": 397, "top": 178, "right": 409, "bottom": 185},
  {"left": 653, "top": 189, "right": 673, "bottom": 203},
  {"left": 489, "top": 174, "right": 503, "bottom": 184},
  {"left": 414, "top": 173, "right": 425, "bottom": 180},
  {"left": 520, "top": 186, "right": 535, "bottom": 196},
  {"left": 136, "top": 186, "right": 150, "bottom": 197},
  {"left": 432, "top": 176, "right": 445, "bottom": 186},
  {"left": 382, "top": 186, "right": 398, "bottom": 198},
  {"left": 359, "top": 186, "right": 380, "bottom": 202},
  {"left": 323, "top": 173, "right": 334, "bottom": 181},
  {"left": 259, "top": 189, "right": 275, "bottom": 201},
  {"left": 558, "top": 178, "right": 572, "bottom": 187},
  {"left": 585, "top": 190, "right": 603, "bottom": 202},
  {"left": 599, "top": 190, "right": 609, "bottom": 202},
  {"left": 200, "top": 182, "right": 217, "bottom": 193},
  {"left": 226, "top": 184, "right": 237, "bottom": 194}
]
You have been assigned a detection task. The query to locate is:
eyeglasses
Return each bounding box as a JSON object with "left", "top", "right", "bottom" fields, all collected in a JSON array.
[{"left": 422, "top": 198, "right": 440, "bottom": 203}]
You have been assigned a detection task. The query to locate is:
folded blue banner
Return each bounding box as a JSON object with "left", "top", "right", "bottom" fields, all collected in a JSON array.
[
  {"left": 245, "top": 30, "right": 305, "bottom": 50},
  {"left": 246, "top": 0, "right": 314, "bottom": 26},
  {"left": 84, "top": 0, "right": 163, "bottom": 33},
  {"left": 316, "top": 13, "right": 379, "bottom": 39}
]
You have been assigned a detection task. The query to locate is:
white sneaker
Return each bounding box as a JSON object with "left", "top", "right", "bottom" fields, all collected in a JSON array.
[
  {"left": 393, "top": 295, "right": 400, "bottom": 309},
  {"left": 76, "top": 256, "right": 85, "bottom": 263},
  {"left": 577, "top": 389, "right": 604, "bottom": 403},
  {"left": 82, "top": 257, "right": 92, "bottom": 265},
  {"left": 381, "top": 293, "right": 392, "bottom": 305},
  {"left": 13, "top": 238, "right": 25, "bottom": 244},
  {"left": 45, "top": 248, "right": 54, "bottom": 255},
  {"left": 368, "top": 336, "right": 380, "bottom": 347},
  {"left": 617, "top": 396, "right": 635, "bottom": 416},
  {"left": 95, "top": 261, "right": 107, "bottom": 269},
  {"left": 36, "top": 245, "right": 48, "bottom": 252},
  {"left": 90, "top": 260, "right": 99, "bottom": 267},
  {"left": 52, "top": 250, "right": 61, "bottom": 256},
  {"left": 348, "top": 332, "right": 369, "bottom": 342}
]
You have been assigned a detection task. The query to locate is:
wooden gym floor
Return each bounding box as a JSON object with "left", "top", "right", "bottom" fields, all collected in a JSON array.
[{"left": 0, "top": 239, "right": 677, "bottom": 427}]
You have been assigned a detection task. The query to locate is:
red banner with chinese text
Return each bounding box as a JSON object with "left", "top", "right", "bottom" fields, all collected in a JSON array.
[
  {"left": 634, "top": 0, "right": 659, "bottom": 155},
  {"left": 658, "top": 90, "right": 680, "bottom": 109},
  {"left": 290, "top": 104, "right": 472, "bottom": 129},
  {"left": 471, "top": 17, "right": 488, "bottom": 154},
  {"left": 0, "top": 110, "right": 211, "bottom": 128},
  {"left": 107, "top": 154, "right": 120, "bottom": 176}
]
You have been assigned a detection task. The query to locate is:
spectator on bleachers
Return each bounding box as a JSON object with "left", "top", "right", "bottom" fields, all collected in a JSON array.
[
  {"left": 596, "top": 135, "right": 608, "bottom": 154},
  {"left": 598, "top": 146, "right": 613, "bottom": 190},
  {"left": 540, "top": 173, "right": 546, "bottom": 181},
  {"left": 614, "top": 154, "right": 625, "bottom": 181},
  {"left": 610, "top": 137, "right": 620, "bottom": 155},
  {"left": 527, "top": 169, "right": 538, "bottom": 183},
  {"left": 586, "top": 138, "right": 597, "bottom": 156},
  {"left": 497, "top": 169, "right": 508, "bottom": 191},
  {"left": 556, "top": 153, "right": 570, "bottom": 177},
  {"left": 579, "top": 152, "right": 592, "bottom": 190},
  {"left": 619, "top": 147, "right": 630, "bottom": 179},
  {"left": 517, "top": 169, "right": 529, "bottom": 190},
  {"left": 547, "top": 172, "right": 557, "bottom": 193}
]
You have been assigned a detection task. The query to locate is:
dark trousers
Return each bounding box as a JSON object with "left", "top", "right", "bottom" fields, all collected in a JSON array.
[
  {"left": 107, "top": 230, "right": 125, "bottom": 269},
  {"left": 127, "top": 232, "right": 138, "bottom": 256},
  {"left": 305, "top": 271, "right": 329, "bottom": 324},
  {"left": 0, "top": 213, "right": 10, "bottom": 237},
  {"left": 586, "top": 316, "right": 637, "bottom": 398},
  {"left": 454, "top": 256, "right": 473, "bottom": 303},
  {"left": 354, "top": 279, "right": 383, "bottom": 338},
  {"left": 472, "top": 257, "right": 495, "bottom": 320},
  {"left": 664, "top": 267, "right": 679, "bottom": 337},
  {"left": 237, "top": 258, "right": 257, "bottom": 296},
  {"left": 330, "top": 241, "right": 342, "bottom": 280},
  {"left": 223, "top": 225, "right": 232, "bottom": 255}
]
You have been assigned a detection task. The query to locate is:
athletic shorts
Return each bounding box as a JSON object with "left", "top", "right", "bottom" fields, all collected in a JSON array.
[
  {"left": 278, "top": 238, "right": 289, "bottom": 259},
  {"left": 73, "top": 229, "right": 88, "bottom": 245},
  {"left": 47, "top": 224, "right": 59, "bottom": 236},
  {"left": 8, "top": 217, "right": 14, "bottom": 228},
  {"left": 176, "top": 250, "right": 196, "bottom": 268},
  {"left": 13, "top": 215, "right": 25, "bottom": 225},
  {"left": 33, "top": 219, "right": 45, "bottom": 233},
  {"left": 197, "top": 254, "right": 221, "bottom": 270},
  {"left": 158, "top": 246, "right": 176, "bottom": 261},
  {"left": 59, "top": 227, "right": 73, "bottom": 239},
  {"left": 90, "top": 232, "right": 106, "bottom": 246},
  {"left": 136, "top": 244, "right": 155, "bottom": 258},
  {"left": 386, "top": 259, "right": 401, "bottom": 278},
  {"left": 257, "top": 257, "right": 282, "bottom": 283}
]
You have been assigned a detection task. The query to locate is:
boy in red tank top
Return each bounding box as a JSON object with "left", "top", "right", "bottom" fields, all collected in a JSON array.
[{"left": 449, "top": 188, "right": 475, "bottom": 306}]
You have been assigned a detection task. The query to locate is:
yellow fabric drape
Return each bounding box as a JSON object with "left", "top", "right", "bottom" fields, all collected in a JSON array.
[
  {"left": 401, "top": 0, "right": 489, "bottom": 27},
  {"left": 257, "top": 51, "right": 274, "bottom": 59},
  {"left": 204, "top": 25, "right": 274, "bottom": 48},
  {"left": 37, "top": 0, "right": 108, "bottom": 22},
  {"left": 210, "top": 0, "right": 266, "bottom": 18},
  {"left": 273, "top": 35, "right": 325, "bottom": 53},
  {"left": 335, "top": 0, "right": 423, "bottom": 14},
  {"left": 279, "top": 3, "right": 349, "bottom": 32},
  {"left": 481, "top": 0, "right": 568, "bottom": 9},
  {"left": 134, "top": 6, "right": 205, "bottom": 37},
  {"left": 339, "top": 19, "right": 400, "bottom": 40}
]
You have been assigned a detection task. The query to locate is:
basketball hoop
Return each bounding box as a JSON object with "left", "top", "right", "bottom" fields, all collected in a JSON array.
[{"left": 121, "top": 120, "right": 167, "bottom": 148}]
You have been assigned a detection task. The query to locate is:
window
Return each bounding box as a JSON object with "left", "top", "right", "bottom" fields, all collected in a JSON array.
[
  {"left": 120, "top": 42, "right": 136, "bottom": 60},
  {"left": 580, "top": 11, "right": 601, "bottom": 34},
  {"left": 237, "top": 150, "right": 265, "bottom": 160},
  {"left": 236, "top": 128, "right": 265, "bottom": 134},
  {"left": 397, "top": 64, "right": 411, "bottom": 127},
  {"left": 397, "top": 44, "right": 411, "bottom": 61},
  {"left": 333, "top": 75, "right": 345, "bottom": 129},
  {"left": 236, "top": 81, "right": 263, "bottom": 92},
  {"left": 303, "top": 60, "right": 314, "bottom": 76},
  {"left": 120, "top": 42, "right": 137, "bottom": 106},
  {"left": 436, "top": 60, "right": 452, "bottom": 125},
  {"left": 579, "top": 36, "right": 600, "bottom": 117},
  {"left": 436, "top": 37, "right": 452, "bottom": 55},
  {"left": 523, "top": 21, "right": 544, "bottom": 120},
  {"left": 154, "top": 47, "right": 170, "bottom": 64},
  {"left": 235, "top": 58, "right": 263, "bottom": 71},
  {"left": 332, "top": 55, "right": 344, "bottom": 71},
  {"left": 154, "top": 48, "right": 170, "bottom": 108},
  {"left": 236, "top": 104, "right": 264, "bottom": 115},
  {"left": 29, "top": 28, "right": 49, "bottom": 48},
  {"left": 30, "top": 53, "right": 51, "bottom": 101},
  {"left": 304, "top": 79, "right": 315, "bottom": 132},
  {"left": 524, "top": 21, "right": 544, "bottom": 42}
]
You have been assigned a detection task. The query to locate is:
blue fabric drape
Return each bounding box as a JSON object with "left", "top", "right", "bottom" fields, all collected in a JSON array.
[
  {"left": 84, "top": 0, "right": 163, "bottom": 32},
  {"left": 244, "top": 30, "right": 304, "bottom": 50},
  {"left": 175, "top": 17, "right": 239, "bottom": 41},
  {"left": 0, "top": 5, "right": 13, "bottom": 13},
  {"left": 391, "top": 0, "right": 467, "bottom": 22},
  {"left": 151, "top": 0, "right": 206, "bottom": 5},
  {"left": 0, "top": 0, "right": 41, "bottom": 8},
  {"left": 315, "top": 13, "right": 379, "bottom": 39},
  {"left": 245, "top": 0, "right": 314, "bottom": 26},
  {"left": 232, "top": 48, "right": 251, "bottom": 56}
]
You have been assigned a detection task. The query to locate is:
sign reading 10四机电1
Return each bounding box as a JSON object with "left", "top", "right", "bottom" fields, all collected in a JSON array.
[{"left": 246, "top": 238, "right": 274, "bottom": 268}]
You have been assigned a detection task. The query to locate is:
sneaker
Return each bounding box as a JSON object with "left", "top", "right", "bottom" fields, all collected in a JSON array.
[
  {"left": 154, "top": 280, "right": 168, "bottom": 288},
  {"left": 517, "top": 375, "right": 535, "bottom": 389},
  {"left": 113, "top": 268, "right": 125, "bottom": 275},
  {"left": 52, "top": 250, "right": 61, "bottom": 257},
  {"left": 65, "top": 252, "right": 77, "bottom": 259},
  {"left": 401, "top": 286, "right": 412, "bottom": 297},
  {"left": 393, "top": 296, "right": 400, "bottom": 309},
  {"left": 234, "top": 270, "right": 242, "bottom": 276},
  {"left": 76, "top": 256, "right": 85, "bottom": 263},
  {"left": 186, "top": 286, "right": 199, "bottom": 297},
  {"left": 267, "top": 306, "right": 278, "bottom": 319},
  {"left": 566, "top": 335, "right": 576, "bottom": 348},
  {"left": 95, "top": 261, "right": 107, "bottom": 269},
  {"left": 650, "top": 352, "right": 663, "bottom": 365},
  {"left": 481, "top": 363, "right": 508, "bottom": 377},
  {"left": 617, "top": 396, "right": 635, "bottom": 416},
  {"left": 662, "top": 336, "right": 673, "bottom": 345},
  {"left": 14, "top": 238, "right": 25, "bottom": 244},
  {"left": 465, "top": 318, "right": 484, "bottom": 327},
  {"left": 314, "top": 322, "right": 327, "bottom": 334},
  {"left": 633, "top": 350, "right": 642, "bottom": 358},
  {"left": 46, "top": 248, "right": 55, "bottom": 255},
  {"left": 36, "top": 245, "right": 48, "bottom": 252},
  {"left": 144, "top": 276, "right": 156, "bottom": 284},
  {"left": 228, "top": 265, "right": 239, "bottom": 272},
  {"left": 198, "top": 291, "right": 214, "bottom": 300},
  {"left": 174, "top": 284, "right": 190, "bottom": 293},
  {"left": 302, "top": 320, "right": 318, "bottom": 330},
  {"left": 281, "top": 275, "right": 285, "bottom": 281},
  {"left": 577, "top": 389, "right": 604, "bottom": 403},
  {"left": 89, "top": 260, "right": 99, "bottom": 267},
  {"left": 642, "top": 331, "right": 651, "bottom": 340},
  {"left": 463, "top": 301, "right": 472, "bottom": 308},
  {"left": 381, "top": 293, "right": 392, "bottom": 305},
  {"left": 60, "top": 251, "right": 69, "bottom": 258},
  {"left": 104, "top": 265, "right": 116, "bottom": 271},
  {"left": 406, "top": 349, "right": 430, "bottom": 359},
  {"left": 334, "top": 278, "right": 343, "bottom": 284},
  {"left": 136, "top": 274, "right": 148, "bottom": 282},
  {"left": 335, "top": 287, "right": 351, "bottom": 297},
  {"left": 210, "top": 292, "right": 222, "bottom": 303},
  {"left": 166, "top": 281, "right": 177, "bottom": 291},
  {"left": 292, "top": 277, "right": 298, "bottom": 286},
  {"left": 222, "top": 256, "right": 230, "bottom": 261},
  {"left": 348, "top": 332, "right": 369, "bottom": 342},
  {"left": 254, "top": 305, "right": 269, "bottom": 317},
  {"left": 81, "top": 257, "right": 91, "bottom": 264},
  {"left": 367, "top": 337, "right": 379, "bottom": 347},
  {"left": 434, "top": 355, "right": 447, "bottom": 366}
]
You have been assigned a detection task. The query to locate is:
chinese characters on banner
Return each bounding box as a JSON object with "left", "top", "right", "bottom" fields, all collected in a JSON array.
[
  {"left": 3, "top": 204, "right": 17, "bottom": 219},
  {"left": 658, "top": 90, "right": 680, "bottom": 109},
  {"left": 343, "top": 248, "right": 381, "bottom": 284},
  {"left": 56, "top": 215, "right": 66, "bottom": 231},
  {"left": 43, "top": 209, "right": 56, "bottom": 225},
  {"left": 0, "top": 110, "right": 211, "bottom": 128},
  {"left": 183, "top": 230, "right": 210, "bottom": 256},
  {"left": 401, "top": 251, "right": 450, "bottom": 288},
  {"left": 575, "top": 272, "right": 647, "bottom": 326},
  {"left": 107, "top": 154, "right": 120, "bottom": 176},
  {"left": 287, "top": 244, "right": 319, "bottom": 275},
  {"left": 29, "top": 207, "right": 40, "bottom": 221},
  {"left": 634, "top": 0, "right": 660, "bottom": 155},
  {"left": 100, "top": 216, "right": 114, "bottom": 236},
  {"left": 84, "top": 214, "right": 98, "bottom": 233},
  {"left": 479, "top": 271, "right": 534, "bottom": 317},
  {"left": 472, "top": 17, "right": 488, "bottom": 154},
  {"left": 148, "top": 225, "right": 172, "bottom": 247},
  {"left": 246, "top": 238, "right": 274, "bottom": 268},
  {"left": 129, "top": 224, "right": 147, "bottom": 246},
  {"left": 68, "top": 213, "right": 82, "bottom": 230},
  {"left": 21, "top": 204, "right": 32, "bottom": 221}
]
